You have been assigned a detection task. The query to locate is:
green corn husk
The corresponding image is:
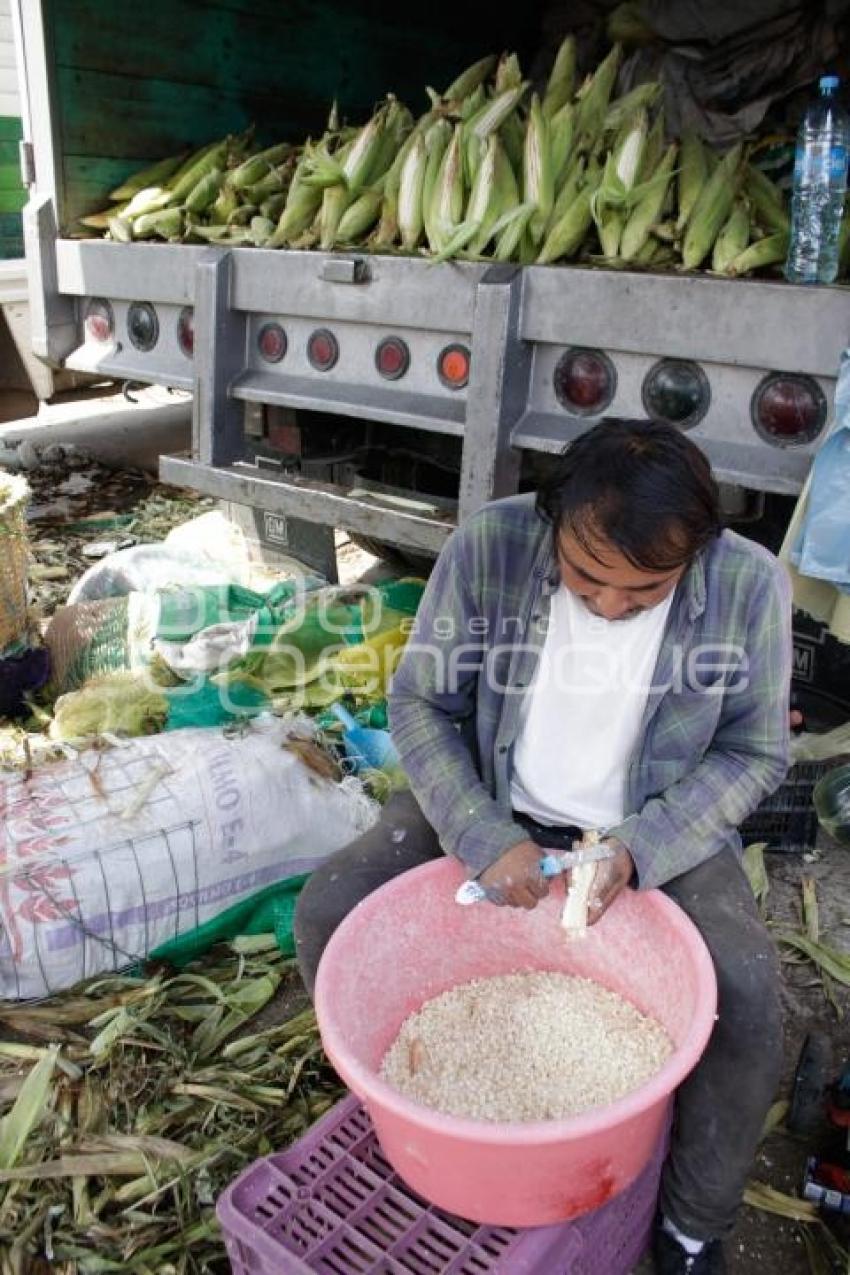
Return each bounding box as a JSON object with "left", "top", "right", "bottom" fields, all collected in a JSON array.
[
  {"left": 495, "top": 51, "right": 523, "bottom": 93},
  {"left": 493, "top": 202, "right": 535, "bottom": 261},
  {"left": 423, "top": 120, "right": 457, "bottom": 251},
  {"left": 79, "top": 202, "right": 130, "bottom": 229},
  {"left": 681, "top": 142, "right": 743, "bottom": 270},
  {"left": 711, "top": 199, "right": 751, "bottom": 272},
  {"left": 260, "top": 191, "right": 287, "bottom": 222},
  {"left": 525, "top": 94, "right": 554, "bottom": 245},
  {"left": 228, "top": 141, "right": 291, "bottom": 192},
  {"left": 676, "top": 127, "right": 708, "bottom": 232},
  {"left": 108, "top": 151, "right": 189, "bottom": 201},
  {"left": 340, "top": 103, "right": 390, "bottom": 193},
  {"left": 592, "top": 108, "right": 648, "bottom": 256},
  {"left": 538, "top": 167, "right": 602, "bottom": 264},
  {"left": 269, "top": 154, "right": 324, "bottom": 246},
  {"left": 542, "top": 35, "right": 576, "bottom": 120},
  {"left": 549, "top": 103, "right": 576, "bottom": 186},
  {"left": 469, "top": 135, "right": 516, "bottom": 255},
  {"left": 319, "top": 182, "right": 354, "bottom": 250},
  {"left": 228, "top": 202, "right": 259, "bottom": 225},
  {"left": 132, "top": 207, "right": 184, "bottom": 240},
  {"left": 725, "top": 229, "right": 789, "bottom": 277},
  {"left": 242, "top": 166, "right": 288, "bottom": 206},
  {"left": 443, "top": 54, "right": 498, "bottom": 103},
  {"left": 638, "top": 109, "right": 666, "bottom": 182},
  {"left": 432, "top": 131, "right": 502, "bottom": 263},
  {"left": 604, "top": 82, "right": 662, "bottom": 135},
  {"left": 547, "top": 156, "right": 586, "bottom": 230},
  {"left": 185, "top": 167, "right": 224, "bottom": 213},
  {"left": 337, "top": 187, "right": 383, "bottom": 242},
  {"left": 122, "top": 185, "right": 173, "bottom": 219},
  {"left": 107, "top": 215, "right": 133, "bottom": 243},
  {"left": 210, "top": 182, "right": 240, "bottom": 223},
  {"left": 249, "top": 215, "right": 275, "bottom": 247},
  {"left": 0, "top": 1046, "right": 57, "bottom": 1169},
  {"left": 744, "top": 164, "right": 790, "bottom": 234},
  {"left": 742, "top": 841, "right": 770, "bottom": 910},
  {"left": 620, "top": 143, "right": 677, "bottom": 260},
  {"left": 398, "top": 132, "right": 428, "bottom": 251},
  {"left": 168, "top": 139, "right": 229, "bottom": 205},
  {"left": 471, "top": 83, "right": 530, "bottom": 142},
  {"left": 426, "top": 123, "right": 465, "bottom": 254},
  {"left": 575, "top": 42, "right": 622, "bottom": 149}
]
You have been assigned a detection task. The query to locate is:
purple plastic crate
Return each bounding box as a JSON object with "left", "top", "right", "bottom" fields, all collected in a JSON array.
[{"left": 217, "top": 1094, "right": 668, "bottom": 1275}]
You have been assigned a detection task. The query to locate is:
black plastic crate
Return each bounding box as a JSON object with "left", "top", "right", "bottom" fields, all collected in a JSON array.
[{"left": 741, "top": 761, "right": 837, "bottom": 852}]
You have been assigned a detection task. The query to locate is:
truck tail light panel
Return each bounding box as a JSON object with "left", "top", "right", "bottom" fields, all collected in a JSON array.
[
  {"left": 84, "top": 298, "right": 114, "bottom": 344},
  {"left": 307, "top": 328, "right": 339, "bottom": 371},
  {"left": 437, "top": 343, "right": 470, "bottom": 390},
  {"left": 258, "top": 322, "right": 287, "bottom": 363},
  {"left": 553, "top": 347, "right": 616, "bottom": 416},
  {"left": 375, "top": 336, "right": 410, "bottom": 381},
  {"left": 751, "top": 373, "right": 827, "bottom": 446},
  {"left": 642, "top": 358, "right": 710, "bottom": 430},
  {"left": 127, "top": 302, "right": 159, "bottom": 352},
  {"left": 177, "top": 307, "right": 194, "bottom": 358}
]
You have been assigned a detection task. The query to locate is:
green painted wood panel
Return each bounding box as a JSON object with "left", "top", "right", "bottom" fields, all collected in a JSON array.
[
  {"left": 0, "top": 118, "right": 23, "bottom": 257},
  {"left": 45, "top": 0, "right": 539, "bottom": 227}
]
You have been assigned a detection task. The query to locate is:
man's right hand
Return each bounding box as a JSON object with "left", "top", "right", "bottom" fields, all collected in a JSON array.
[{"left": 477, "top": 840, "right": 549, "bottom": 910}]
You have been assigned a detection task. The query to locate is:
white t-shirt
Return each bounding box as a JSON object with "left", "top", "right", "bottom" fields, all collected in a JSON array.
[{"left": 510, "top": 584, "right": 675, "bottom": 829}]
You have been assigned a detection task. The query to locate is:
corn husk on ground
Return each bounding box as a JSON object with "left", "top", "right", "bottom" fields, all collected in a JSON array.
[
  {"left": 0, "top": 938, "right": 341, "bottom": 1272},
  {"left": 73, "top": 40, "right": 819, "bottom": 280}
]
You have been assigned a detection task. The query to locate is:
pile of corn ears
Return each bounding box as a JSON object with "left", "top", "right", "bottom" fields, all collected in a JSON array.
[{"left": 77, "top": 40, "right": 847, "bottom": 279}]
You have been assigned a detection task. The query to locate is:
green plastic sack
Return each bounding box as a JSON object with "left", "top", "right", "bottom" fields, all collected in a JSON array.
[
  {"left": 149, "top": 873, "right": 310, "bottom": 966},
  {"left": 164, "top": 678, "right": 269, "bottom": 730}
]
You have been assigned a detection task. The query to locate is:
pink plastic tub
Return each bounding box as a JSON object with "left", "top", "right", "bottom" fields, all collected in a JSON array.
[{"left": 315, "top": 858, "right": 717, "bottom": 1228}]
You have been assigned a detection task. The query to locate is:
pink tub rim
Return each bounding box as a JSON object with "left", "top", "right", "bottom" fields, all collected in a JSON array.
[{"left": 315, "top": 859, "right": 718, "bottom": 1146}]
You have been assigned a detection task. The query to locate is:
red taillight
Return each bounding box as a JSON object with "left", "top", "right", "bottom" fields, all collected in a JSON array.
[
  {"left": 307, "top": 328, "right": 339, "bottom": 371},
  {"left": 752, "top": 374, "right": 827, "bottom": 445},
  {"left": 177, "top": 307, "right": 194, "bottom": 358},
  {"left": 84, "top": 298, "right": 114, "bottom": 344},
  {"left": 554, "top": 347, "right": 616, "bottom": 416},
  {"left": 437, "top": 343, "right": 470, "bottom": 390},
  {"left": 258, "top": 322, "right": 287, "bottom": 363},
  {"left": 643, "top": 359, "right": 709, "bottom": 430},
  {"left": 375, "top": 336, "right": 410, "bottom": 381}
]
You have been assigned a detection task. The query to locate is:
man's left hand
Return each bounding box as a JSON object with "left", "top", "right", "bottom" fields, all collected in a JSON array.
[{"left": 586, "top": 839, "right": 635, "bottom": 925}]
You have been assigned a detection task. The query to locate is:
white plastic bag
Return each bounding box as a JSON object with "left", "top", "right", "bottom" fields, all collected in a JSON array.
[{"left": 0, "top": 717, "right": 378, "bottom": 998}]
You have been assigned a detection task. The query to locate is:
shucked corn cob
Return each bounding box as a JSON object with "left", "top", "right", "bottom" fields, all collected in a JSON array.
[{"left": 75, "top": 42, "right": 800, "bottom": 280}]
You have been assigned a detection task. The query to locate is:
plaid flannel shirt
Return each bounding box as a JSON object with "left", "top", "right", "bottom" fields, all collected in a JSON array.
[{"left": 388, "top": 494, "right": 792, "bottom": 890}]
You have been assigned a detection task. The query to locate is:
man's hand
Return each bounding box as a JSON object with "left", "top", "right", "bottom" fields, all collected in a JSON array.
[
  {"left": 478, "top": 840, "right": 549, "bottom": 910},
  {"left": 585, "top": 838, "right": 635, "bottom": 925}
]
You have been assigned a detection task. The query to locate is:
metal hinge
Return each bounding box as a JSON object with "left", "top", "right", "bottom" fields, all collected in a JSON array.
[{"left": 19, "top": 140, "right": 35, "bottom": 187}]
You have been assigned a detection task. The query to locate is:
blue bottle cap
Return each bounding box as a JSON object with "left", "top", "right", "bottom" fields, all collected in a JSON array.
[{"left": 821, "top": 75, "right": 840, "bottom": 91}]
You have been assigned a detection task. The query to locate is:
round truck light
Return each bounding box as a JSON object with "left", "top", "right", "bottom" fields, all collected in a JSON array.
[
  {"left": 177, "top": 307, "right": 194, "bottom": 358},
  {"left": 258, "top": 322, "right": 287, "bottom": 363},
  {"left": 642, "top": 359, "right": 710, "bottom": 430},
  {"left": 751, "top": 373, "right": 827, "bottom": 446},
  {"left": 553, "top": 347, "right": 616, "bottom": 416},
  {"left": 307, "top": 328, "right": 339, "bottom": 371},
  {"left": 375, "top": 336, "right": 410, "bottom": 381},
  {"left": 437, "top": 343, "right": 471, "bottom": 390},
  {"left": 84, "top": 298, "right": 114, "bottom": 344},
  {"left": 127, "top": 302, "right": 159, "bottom": 352}
]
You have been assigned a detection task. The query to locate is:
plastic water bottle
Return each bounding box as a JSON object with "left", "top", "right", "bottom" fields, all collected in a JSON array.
[{"left": 785, "top": 75, "right": 850, "bottom": 284}]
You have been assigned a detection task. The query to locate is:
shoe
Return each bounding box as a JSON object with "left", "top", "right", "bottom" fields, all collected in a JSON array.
[{"left": 653, "top": 1224, "right": 727, "bottom": 1274}]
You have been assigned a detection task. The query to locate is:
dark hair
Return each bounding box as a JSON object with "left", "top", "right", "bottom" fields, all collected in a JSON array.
[{"left": 535, "top": 420, "right": 722, "bottom": 573}]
